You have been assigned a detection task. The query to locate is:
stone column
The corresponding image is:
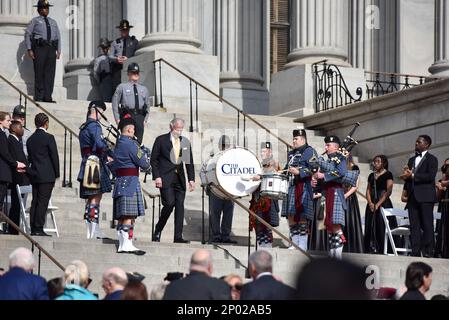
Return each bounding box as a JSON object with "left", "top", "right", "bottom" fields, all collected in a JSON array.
[
  {"left": 63, "top": 0, "right": 122, "bottom": 100},
  {"left": 286, "top": 0, "right": 350, "bottom": 67},
  {"left": 0, "top": 0, "right": 35, "bottom": 95},
  {"left": 129, "top": 0, "right": 221, "bottom": 112},
  {"left": 215, "top": 0, "right": 269, "bottom": 114},
  {"left": 429, "top": 0, "right": 449, "bottom": 76},
  {"left": 137, "top": 0, "right": 203, "bottom": 54}
]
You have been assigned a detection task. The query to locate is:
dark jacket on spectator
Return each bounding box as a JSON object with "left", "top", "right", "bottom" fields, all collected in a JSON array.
[
  {"left": 163, "top": 271, "right": 231, "bottom": 300},
  {"left": 240, "top": 274, "right": 296, "bottom": 300},
  {"left": 0, "top": 267, "right": 49, "bottom": 300}
]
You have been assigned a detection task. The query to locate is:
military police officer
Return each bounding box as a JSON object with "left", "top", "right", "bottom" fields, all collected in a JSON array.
[
  {"left": 112, "top": 117, "right": 150, "bottom": 255},
  {"left": 110, "top": 19, "right": 139, "bottom": 92},
  {"left": 77, "top": 101, "right": 113, "bottom": 240},
  {"left": 112, "top": 63, "right": 150, "bottom": 145},
  {"left": 25, "top": 0, "right": 61, "bottom": 103},
  {"left": 11, "top": 105, "right": 31, "bottom": 157},
  {"left": 93, "top": 38, "right": 114, "bottom": 103}
]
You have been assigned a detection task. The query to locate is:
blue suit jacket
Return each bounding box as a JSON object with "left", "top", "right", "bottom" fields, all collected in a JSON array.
[
  {"left": 0, "top": 267, "right": 49, "bottom": 300},
  {"left": 240, "top": 274, "right": 296, "bottom": 300}
]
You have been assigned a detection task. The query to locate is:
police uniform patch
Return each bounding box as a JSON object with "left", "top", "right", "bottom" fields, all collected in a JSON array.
[{"left": 137, "top": 148, "right": 143, "bottom": 159}]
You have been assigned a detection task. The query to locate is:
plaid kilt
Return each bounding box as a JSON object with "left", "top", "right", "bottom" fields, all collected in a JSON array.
[
  {"left": 113, "top": 185, "right": 145, "bottom": 219},
  {"left": 79, "top": 163, "right": 112, "bottom": 199},
  {"left": 281, "top": 185, "right": 313, "bottom": 221},
  {"left": 323, "top": 186, "right": 345, "bottom": 227}
]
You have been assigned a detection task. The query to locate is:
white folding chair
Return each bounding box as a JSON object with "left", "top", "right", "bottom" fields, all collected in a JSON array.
[
  {"left": 17, "top": 185, "right": 60, "bottom": 237},
  {"left": 380, "top": 207, "right": 412, "bottom": 256},
  {"left": 16, "top": 185, "right": 32, "bottom": 234}
]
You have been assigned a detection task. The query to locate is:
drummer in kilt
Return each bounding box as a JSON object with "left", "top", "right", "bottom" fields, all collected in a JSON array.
[
  {"left": 312, "top": 135, "right": 348, "bottom": 259},
  {"left": 282, "top": 129, "right": 316, "bottom": 250},
  {"left": 112, "top": 117, "right": 150, "bottom": 255},
  {"left": 78, "top": 101, "right": 113, "bottom": 239},
  {"left": 250, "top": 142, "right": 281, "bottom": 248}
]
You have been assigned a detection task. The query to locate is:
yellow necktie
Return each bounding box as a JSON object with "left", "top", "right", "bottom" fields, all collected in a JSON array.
[{"left": 173, "top": 137, "right": 180, "bottom": 163}]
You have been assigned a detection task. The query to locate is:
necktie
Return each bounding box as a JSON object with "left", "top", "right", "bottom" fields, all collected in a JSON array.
[
  {"left": 122, "top": 38, "right": 127, "bottom": 57},
  {"left": 133, "top": 84, "right": 139, "bottom": 109},
  {"left": 44, "top": 17, "right": 51, "bottom": 41},
  {"left": 173, "top": 137, "right": 180, "bottom": 163},
  {"left": 415, "top": 151, "right": 422, "bottom": 157}
]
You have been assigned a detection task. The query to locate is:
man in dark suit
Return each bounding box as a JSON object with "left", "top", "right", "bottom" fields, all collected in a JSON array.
[
  {"left": 151, "top": 118, "right": 195, "bottom": 243},
  {"left": 400, "top": 262, "right": 432, "bottom": 300},
  {"left": 163, "top": 249, "right": 231, "bottom": 300},
  {"left": 0, "top": 247, "right": 49, "bottom": 300},
  {"left": 240, "top": 250, "right": 296, "bottom": 300},
  {"left": 401, "top": 135, "right": 438, "bottom": 257},
  {"left": 27, "top": 113, "right": 59, "bottom": 236},
  {"left": 8, "top": 121, "right": 30, "bottom": 234},
  {"left": 0, "top": 112, "right": 26, "bottom": 234}
]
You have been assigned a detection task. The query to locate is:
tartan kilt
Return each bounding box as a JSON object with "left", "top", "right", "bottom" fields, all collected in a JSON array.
[
  {"left": 79, "top": 163, "right": 112, "bottom": 199},
  {"left": 281, "top": 185, "right": 313, "bottom": 221},
  {"left": 113, "top": 186, "right": 145, "bottom": 219},
  {"left": 324, "top": 188, "right": 345, "bottom": 227}
]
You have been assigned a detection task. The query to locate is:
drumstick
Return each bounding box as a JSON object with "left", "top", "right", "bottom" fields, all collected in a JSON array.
[{"left": 240, "top": 175, "right": 255, "bottom": 181}]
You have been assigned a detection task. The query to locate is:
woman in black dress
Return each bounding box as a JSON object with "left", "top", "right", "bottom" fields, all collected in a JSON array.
[
  {"left": 364, "top": 155, "right": 398, "bottom": 254},
  {"left": 343, "top": 157, "right": 364, "bottom": 253},
  {"left": 435, "top": 158, "right": 449, "bottom": 258}
]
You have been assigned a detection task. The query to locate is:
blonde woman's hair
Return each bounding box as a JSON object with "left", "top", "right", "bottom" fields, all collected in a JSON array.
[{"left": 63, "top": 260, "right": 90, "bottom": 288}]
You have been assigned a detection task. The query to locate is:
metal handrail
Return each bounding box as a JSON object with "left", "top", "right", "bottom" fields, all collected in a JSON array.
[
  {"left": 0, "top": 211, "right": 65, "bottom": 274},
  {"left": 209, "top": 183, "right": 312, "bottom": 259},
  {"left": 0, "top": 74, "right": 78, "bottom": 137},
  {"left": 364, "top": 70, "right": 443, "bottom": 80},
  {"left": 153, "top": 58, "right": 293, "bottom": 149}
]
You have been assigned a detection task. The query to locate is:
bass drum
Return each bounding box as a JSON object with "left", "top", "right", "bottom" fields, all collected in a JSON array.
[{"left": 202, "top": 147, "right": 262, "bottom": 199}]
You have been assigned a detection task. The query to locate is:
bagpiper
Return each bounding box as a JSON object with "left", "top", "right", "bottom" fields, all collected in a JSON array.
[
  {"left": 112, "top": 117, "right": 150, "bottom": 255},
  {"left": 77, "top": 101, "right": 113, "bottom": 239}
]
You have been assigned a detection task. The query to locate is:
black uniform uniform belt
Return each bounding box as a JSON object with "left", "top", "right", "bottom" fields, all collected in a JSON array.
[{"left": 116, "top": 168, "right": 139, "bottom": 177}]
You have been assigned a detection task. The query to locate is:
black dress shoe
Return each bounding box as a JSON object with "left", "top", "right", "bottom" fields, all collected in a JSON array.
[
  {"left": 221, "top": 239, "right": 238, "bottom": 244},
  {"left": 174, "top": 238, "right": 190, "bottom": 244},
  {"left": 119, "top": 250, "right": 146, "bottom": 256},
  {"left": 31, "top": 231, "right": 51, "bottom": 237},
  {"left": 43, "top": 99, "right": 56, "bottom": 103},
  {"left": 152, "top": 232, "right": 161, "bottom": 242}
]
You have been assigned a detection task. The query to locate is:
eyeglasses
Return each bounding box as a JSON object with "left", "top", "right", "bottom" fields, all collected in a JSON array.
[{"left": 230, "top": 283, "right": 243, "bottom": 291}]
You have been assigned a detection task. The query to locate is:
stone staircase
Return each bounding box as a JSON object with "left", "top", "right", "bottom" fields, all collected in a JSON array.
[{"left": 1, "top": 95, "right": 448, "bottom": 300}]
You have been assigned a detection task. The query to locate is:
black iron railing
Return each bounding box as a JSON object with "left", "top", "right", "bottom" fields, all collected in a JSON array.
[
  {"left": 0, "top": 74, "right": 76, "bottom": 189},
  {"left": 141, "top": 189, "right": 161, "bottom": 240},
  {"left": 313, "top": 60, "right": 363, "bottom": 113},
  {"left": 365, "top": 71, "right": 441, "bottom": 99},
  {"left": 0, "top": 211, "right": 64, "bottom": 276},
  {"left": 152, "top": 58, "right": 292, "bottom": 148}
]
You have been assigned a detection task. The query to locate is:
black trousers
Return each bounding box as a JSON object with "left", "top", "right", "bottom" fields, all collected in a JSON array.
[
  {"left": 408, "top": 193, "right": 435, "bottom": 256},
  {"left": 133, "top": 114, "right": 145, "bottom": 145},
  {"left": 111, "top": 64, "right": 122, "bottom": 94},
  {"left": 155, "top": 174, "right": 186, "bottom": 240},
  {"left": 33, "top": 45, "right": 56, "bottom": 101},
  {"left": 99, "top": 74, "right": 114, "bottom": 103},
  {"left": 30, "top": 183, "right": 54, "bottom": 233},
  {"left": 0, "top": 182, "right": 8, "bottom": 217},
  {"left": 8, "top": 185, "right": 21, "bottom": 234}
]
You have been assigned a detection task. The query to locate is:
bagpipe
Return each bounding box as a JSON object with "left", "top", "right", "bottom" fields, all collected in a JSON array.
[
  {"left": 95, "top": 108, "right": 152, "bottom": 182},
  {"left": 308, "top": 123, "right": 361, "bottom": 187}
]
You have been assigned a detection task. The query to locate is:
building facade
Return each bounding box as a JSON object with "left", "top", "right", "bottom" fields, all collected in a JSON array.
[{"left": 0, "top": 0, "right": 443, "bottom": 115}]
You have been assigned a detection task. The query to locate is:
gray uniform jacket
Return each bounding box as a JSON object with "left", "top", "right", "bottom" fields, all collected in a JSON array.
[
  {"left": 93, "top": 54, "right": 112, "bottom": 83},
  {"left": 109, "top": 36, "right": 139, "bottom": 62},
  {"left": 112, "top": 82, "right": 150, "bottom": 122},
  {"left": 25, "top": 15, "right": 61, "bottom": 52}
]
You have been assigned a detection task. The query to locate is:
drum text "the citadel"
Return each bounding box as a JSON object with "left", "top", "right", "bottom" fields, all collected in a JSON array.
[{"left": 221, "top": 164, "right": 256, "bottom": 175}]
